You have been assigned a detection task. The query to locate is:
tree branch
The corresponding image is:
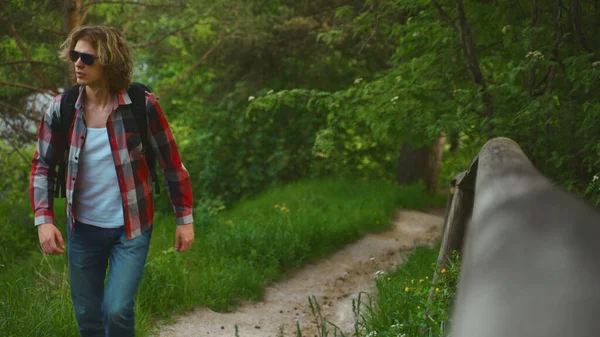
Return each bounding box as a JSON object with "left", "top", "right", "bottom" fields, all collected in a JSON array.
[
  {"left": 121, "top": 6, "right": 144, "bottom": 35},
  {"left": 159, "top": 31, "right": 224, "bottom": 99},
  {"left": 0, "top": 60, "right": 64, "bottom": 71},
  {"left": 0, "top": 81, "right": 56, "bottom": 95},
  {"left": 0, "top": 101, "right": 41, "bottom": 125},
  {"left": 1, "top": 134, "right": 31, "bottom": 164},
  {"left": 0, "top": 0, "right": 59, "bottom": 95},
  {"left": 359, "top": 26, "right": 377, "bottom": 54},
  {"left": 130, "top": 21, "right": 200, "bottom": 49},
  {"left": 176, "top": 31, "right": 223, "bottom": 83},
  {"left": 0, "top": 16, "right": 66, "bottom": 37},
  {"left": 431, "top": 0, "right": 458, "bottom": 31},
  {"left": 0, "top": 101, "right": 24, "bottom": 115},
  {"left": 0, "top": 111, "right": 23, "bottom": 134}
]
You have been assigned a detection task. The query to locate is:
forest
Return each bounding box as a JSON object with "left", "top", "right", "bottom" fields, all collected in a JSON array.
[{"left": 1, "top": 0, "right": 599, "bottom": 336}]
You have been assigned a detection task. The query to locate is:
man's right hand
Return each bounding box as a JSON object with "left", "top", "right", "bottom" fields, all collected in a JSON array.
[{"left": 37, "top": 223, "right": 65, "bottom": 255}]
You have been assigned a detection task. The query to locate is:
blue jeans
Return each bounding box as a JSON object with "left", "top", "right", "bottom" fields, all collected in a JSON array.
[{"left": 68, "top": 221, "right": 152, "bottom": 337}]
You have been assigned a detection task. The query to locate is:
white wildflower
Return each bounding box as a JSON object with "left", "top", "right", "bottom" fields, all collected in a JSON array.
[
  {"left": 248, "top": 96, "right": 255, "bottom": 102},
  {"left": 373, "top": 270, "right": 385, "bottom": 279},
  {"left": 391, "top": 96, "right": 399, "bottom": 102},
  {"left": 412, "top": 32, "right": 420, "bottom": 38},
  {"left": 501, "top": 25, "right": 511, "bottom": 34},
  {"left": 593, "top": 175, "right": 599, "bottom": 182},
  {"left": 526, "top": 51, "right": 544, "bottom": 60},
  {"left": 395, "top": 76, "right": 402, "bottom": 82},
  {"left": 354, "top": 78, "right": 363, "bottom": 84},
  {"left": 267, "top": 90, "right": 274, "bottom": 95},
  {"left": 593, "top": 61, "right": 600, "bottom": 68}
]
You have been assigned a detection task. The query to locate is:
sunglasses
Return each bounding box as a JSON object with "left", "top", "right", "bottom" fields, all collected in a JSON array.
[{"left": 69, "top": 50, "right": 99, "bottom": 66}]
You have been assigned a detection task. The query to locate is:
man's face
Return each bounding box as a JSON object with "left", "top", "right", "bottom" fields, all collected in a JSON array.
[{"left": 72, "top": 39, "right": 105, "bottom": 88}]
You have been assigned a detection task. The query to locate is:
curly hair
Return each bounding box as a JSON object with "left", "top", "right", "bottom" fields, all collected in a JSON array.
[{"left": 59, "top": 25, "right": 133, "bottom": 93}]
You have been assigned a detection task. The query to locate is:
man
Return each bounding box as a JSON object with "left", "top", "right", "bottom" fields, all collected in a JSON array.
[{"left": 29, "top": 25, "right": 194, "bottom": 336}]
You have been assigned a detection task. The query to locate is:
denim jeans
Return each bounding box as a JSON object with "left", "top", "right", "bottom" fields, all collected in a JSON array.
[{"left": 67, "top": 221, "right": 152, "bottom": 337}]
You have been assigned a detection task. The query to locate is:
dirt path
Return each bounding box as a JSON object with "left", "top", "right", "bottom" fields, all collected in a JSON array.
[{"left": 156, "top": 209, "right": 444, "bottom": 337}]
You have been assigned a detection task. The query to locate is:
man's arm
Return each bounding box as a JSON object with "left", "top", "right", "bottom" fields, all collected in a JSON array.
[
  {"left": 145, "top": 92, "right": 194, "bottom": 252},
  {"left": 30, "top": 96, "right": 66, "bottom": 254}
]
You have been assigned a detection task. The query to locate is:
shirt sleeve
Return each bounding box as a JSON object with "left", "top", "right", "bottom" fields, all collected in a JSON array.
[
  {"left": 30, "top": 96, "right": 65, "bottom": 226},
  {"left": 145, "top": 93, "right": 194, "bottom": 225}
]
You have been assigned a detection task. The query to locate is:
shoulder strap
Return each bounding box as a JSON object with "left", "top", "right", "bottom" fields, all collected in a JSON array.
[
  {"left": 54, "top": 85, "right": 80, "bottom": 198},
  {"left": 128, "top": 82, "right": 160, "bottom": 194}
]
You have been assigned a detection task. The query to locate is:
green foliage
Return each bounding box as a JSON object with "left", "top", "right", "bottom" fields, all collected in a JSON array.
[
  {"left": 0, "top": 145, "right": 38, "bottom": 265},
  {"left": 172, "top": 88, "right": 328, "bottom": 208}
]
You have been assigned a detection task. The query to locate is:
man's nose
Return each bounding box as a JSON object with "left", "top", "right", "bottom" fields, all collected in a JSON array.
[{"left": 74, "top": 57, "right": 85, "bottom": 67}]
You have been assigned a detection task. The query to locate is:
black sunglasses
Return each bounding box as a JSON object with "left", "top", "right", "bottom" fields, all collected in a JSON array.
[{"left": 69, "top": 50, "right": 99, "bottom": 66}]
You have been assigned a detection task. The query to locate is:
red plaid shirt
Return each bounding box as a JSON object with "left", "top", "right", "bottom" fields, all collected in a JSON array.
[{"left": 30, "top": 86, "right": 194, "bottom": 239}]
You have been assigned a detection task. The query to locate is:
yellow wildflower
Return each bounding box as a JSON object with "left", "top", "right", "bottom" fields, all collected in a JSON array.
[
  {"left": 441, "top": 268, "right": 446, "bottom": 274},
  {"left": 436, "top": 288, "right": 440, "bottom": 292},
  {"left": 419, "top": 279, "right": 423, "bottom": 283},
  {"left": 411, "top": 280, "right": 414, "bottom": 284},
  {"left": 404, "top": 287, "right": 409, "bottom": 292},
  {"left": 417, "top": 306, "right": 420, "bottom": 309}
]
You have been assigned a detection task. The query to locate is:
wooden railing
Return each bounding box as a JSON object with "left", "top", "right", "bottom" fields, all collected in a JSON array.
[{"left": 435, "top": 137, "right": 600, "bottom": 337}]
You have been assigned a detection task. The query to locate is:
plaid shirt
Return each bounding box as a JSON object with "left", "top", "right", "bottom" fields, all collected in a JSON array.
[{"left": 30, "top": 86, "right": 194, "bottom": 239}]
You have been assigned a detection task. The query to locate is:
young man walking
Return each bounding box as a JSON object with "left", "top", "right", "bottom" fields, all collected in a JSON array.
[{"left": 30, "top": 25, "right": 194, "bottom": 337}]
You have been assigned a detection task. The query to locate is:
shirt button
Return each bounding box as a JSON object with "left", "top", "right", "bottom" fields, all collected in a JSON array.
[{"left": 72, "top": 178, "right": 75, "bottom": 181}]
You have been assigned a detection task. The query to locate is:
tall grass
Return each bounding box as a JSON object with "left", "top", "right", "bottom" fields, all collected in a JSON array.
[
  {"left": 305, "top": 246, "right": 460, "bottom": 337},
  {"left": 0, "top": 178, "right": 443, "bottom": 337}
]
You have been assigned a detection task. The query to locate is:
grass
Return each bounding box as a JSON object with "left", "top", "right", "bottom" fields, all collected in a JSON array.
[
  {"left": 0, "top": 177, "right": 444, "bottom": 337},
  {"left": 305, "top": 246, "right": 460, "bottom": 337}
]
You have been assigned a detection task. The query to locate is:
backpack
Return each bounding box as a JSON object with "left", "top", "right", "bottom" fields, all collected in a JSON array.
[{"left": 54, "top": 82, "right": 160, "bottom": 198}]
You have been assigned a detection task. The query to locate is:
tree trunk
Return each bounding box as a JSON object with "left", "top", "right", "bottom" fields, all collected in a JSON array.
[
  {"left": 396, "top": 134, "right": 445, "bottom": 194},
  {"left": 570, "top": 0, "right": 591, "bottom": 51},
  {"left": 454, "top": 0, "right": 494, "bottom": 131},
  {"left": 545, "top": 0, "right": 563, "bottom": 169},
  {"left": 63, "top": 0, "right": 82, "bottom": 89},
  {"left": 449, "top": 132, "right": 460, "bottom": 152},
  {"left": 528, "top": 0, "right": 541, "bottom": 98}
]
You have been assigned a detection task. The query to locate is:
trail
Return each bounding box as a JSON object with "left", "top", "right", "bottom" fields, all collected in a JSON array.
[{"left": 157, "top": 209, "right": 444, "bottom": 337}]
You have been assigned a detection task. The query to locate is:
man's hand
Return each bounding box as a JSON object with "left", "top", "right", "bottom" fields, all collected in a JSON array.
[
  {"left": 38, "top": 223, "right": 65, "bottom": 255},
  {"left": 175, "top": 223, "right": 194, "bottom": 252}
]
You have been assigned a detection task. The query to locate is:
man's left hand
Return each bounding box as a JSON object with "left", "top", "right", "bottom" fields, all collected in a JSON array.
[{"left": 175, "top": 223, "right": 194, "bottom": 252}]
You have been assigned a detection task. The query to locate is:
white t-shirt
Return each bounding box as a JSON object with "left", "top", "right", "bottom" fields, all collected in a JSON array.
[{"left": 74, "top": 127, "right": 124, "bottom": 228}]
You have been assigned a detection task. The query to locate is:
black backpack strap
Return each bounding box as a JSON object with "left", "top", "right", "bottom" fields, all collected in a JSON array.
[
  {"left": 55, "top": 85, "right": 79, "bottom": 198},
  {"left": 128, "top": 82, "right": 160, "bottom": 194}
]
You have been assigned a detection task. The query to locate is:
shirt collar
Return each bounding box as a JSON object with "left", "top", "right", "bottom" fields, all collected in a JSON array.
[
  {"left": 74, "top": 86, "right": 132, "bottom": 110},
  {"left": 117, "top": 88, "right": 132, "bottom": 106}
]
